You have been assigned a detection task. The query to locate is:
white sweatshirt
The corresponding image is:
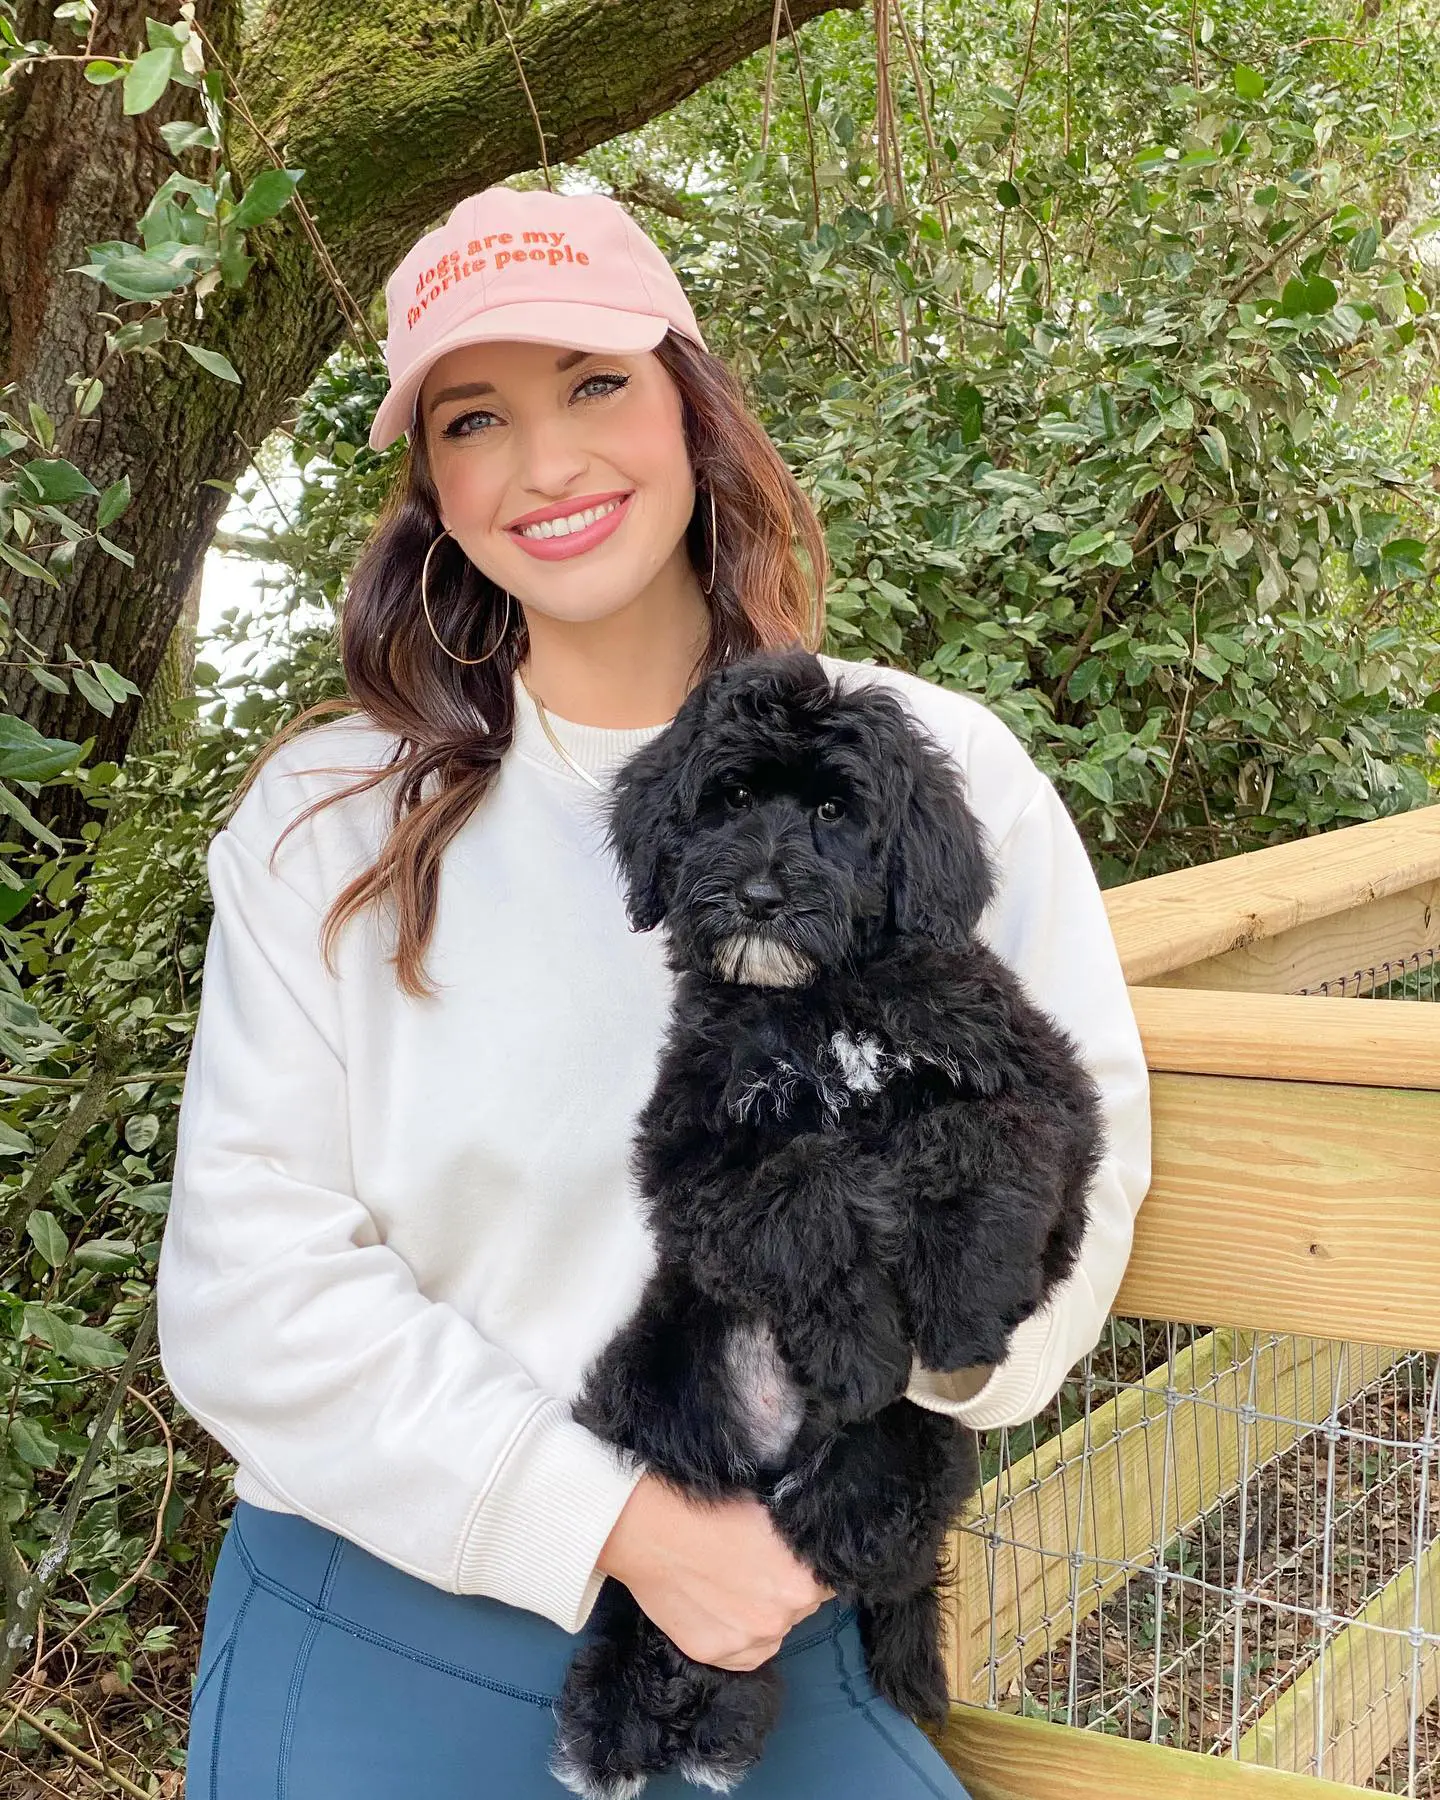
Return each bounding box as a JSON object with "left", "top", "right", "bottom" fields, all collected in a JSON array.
[{"left": 156, "top": 652, "right": 1151, "bottom": 1635}]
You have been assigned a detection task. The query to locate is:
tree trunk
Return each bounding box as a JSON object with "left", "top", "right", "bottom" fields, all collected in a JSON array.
[
  {"left": 130, "top": 558, "right": 203, "bottom": 758},
  {"left": 1, "top": 0, "right": 859, "bottom": 839}
]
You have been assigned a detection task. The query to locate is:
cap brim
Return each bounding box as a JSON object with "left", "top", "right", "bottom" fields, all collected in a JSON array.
[{"left": 367, "top": 302, "right": 672, "bottom": 451}]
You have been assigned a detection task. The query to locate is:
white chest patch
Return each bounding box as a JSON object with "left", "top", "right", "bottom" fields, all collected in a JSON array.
[
  {"left": 723, "top": 1319, "right": 806, "bottom": 1467},
  {"left": 828, "top": 1029, "right": 912, "bottom": 1096},
  {"left": 723, "top": 1030, "right": 914, "bottom": 1128}
]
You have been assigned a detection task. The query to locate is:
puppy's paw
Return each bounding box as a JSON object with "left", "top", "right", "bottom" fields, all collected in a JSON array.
[
  {"left": 549, "top": 1741, "right": 649, "bottom": 1800},
  {"left": 912, "top": 1311, "right": 1015, "bottom": 1375},
  {"left": 677, "top": 1752, "right": 752, "bottom": 1792},
  {"left": 551, "top": 1672, "right": 664, "bottom": 1800},
  {"left": 673, "top": 1661, "right": 782, "bottom": 1793}
]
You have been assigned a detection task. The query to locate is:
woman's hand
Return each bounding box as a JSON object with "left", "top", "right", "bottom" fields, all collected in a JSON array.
[{"left": 596, "top": 1474, "right": 834, "bottom": 1671}]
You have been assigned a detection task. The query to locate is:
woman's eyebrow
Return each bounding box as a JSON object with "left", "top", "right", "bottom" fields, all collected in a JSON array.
[{"left": 427, "top": 349, "right": 593, "bottom": 414}]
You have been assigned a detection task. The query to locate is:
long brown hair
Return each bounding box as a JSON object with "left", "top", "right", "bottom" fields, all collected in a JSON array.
[{"left": 232, "top": 330, "right": 829, "bottom": 997}]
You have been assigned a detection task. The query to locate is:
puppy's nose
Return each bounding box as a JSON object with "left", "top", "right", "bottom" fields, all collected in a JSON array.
[{"left": 738, "top": 875, "right": 785, "bottom": 919}]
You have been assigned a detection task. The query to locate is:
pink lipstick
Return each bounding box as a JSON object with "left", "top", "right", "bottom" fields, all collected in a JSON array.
[{"left": 507, "top": 491, "right": 633, "bottom": 562}]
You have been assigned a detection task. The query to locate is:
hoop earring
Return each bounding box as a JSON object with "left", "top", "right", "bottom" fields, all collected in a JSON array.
[
  {"left": 420, "top": 530, "right": 513, "bottom": 666},
  {"left": 702, "top": 488, "right": 718, "bottom": 597}
]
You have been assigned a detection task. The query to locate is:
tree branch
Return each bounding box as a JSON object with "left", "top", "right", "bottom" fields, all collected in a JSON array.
[
  {"left": 0, "top": 1299, "right": 157, "bottom": 1694},
  {"left": 244, "top": 0, "right": 863, "bottom": 282},
  {"left": 0, "top": 1033, "right": 124, "bottom": 1250}
]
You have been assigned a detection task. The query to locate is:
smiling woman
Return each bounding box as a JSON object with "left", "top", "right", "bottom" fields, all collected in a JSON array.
[{"left": 156, "top": 182, "right": 1150, "bottom": 1800}]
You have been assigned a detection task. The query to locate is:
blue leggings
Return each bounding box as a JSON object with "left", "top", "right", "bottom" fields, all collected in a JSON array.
[{"left": 188, "top": 1500, "right": 971, "bottom": 1797}]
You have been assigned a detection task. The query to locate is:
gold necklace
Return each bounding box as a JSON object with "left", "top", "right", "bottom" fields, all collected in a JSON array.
[{"left": 518, "top": 674, "right": 605, "bottom": 791}]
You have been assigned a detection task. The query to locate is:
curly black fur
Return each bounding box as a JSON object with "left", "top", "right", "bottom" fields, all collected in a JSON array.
[{"left": 550, "top": 648, "right": 1105, "bottom": 1798}]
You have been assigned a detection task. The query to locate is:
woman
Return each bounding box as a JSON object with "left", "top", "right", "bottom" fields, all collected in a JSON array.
[{"left": 157, "top": 184, "right": 1151, "bottom": 1798}]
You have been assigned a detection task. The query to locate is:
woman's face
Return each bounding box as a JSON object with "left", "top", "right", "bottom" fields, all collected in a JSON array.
[{"left": 419, "top": 339, "right": 699, "bottom": 627}]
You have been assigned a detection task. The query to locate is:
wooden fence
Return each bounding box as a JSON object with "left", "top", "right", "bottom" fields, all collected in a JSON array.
[{"left": 937, "top": 804, "right": 1440, "bottom": 1799}]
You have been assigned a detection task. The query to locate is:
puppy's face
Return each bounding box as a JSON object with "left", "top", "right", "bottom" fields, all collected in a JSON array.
[
  {"left": 605, "top": 649, "right": 996, "bottom": 985},
  {"left": 670, "top": 734, "right": 884, "bottom": 987}
]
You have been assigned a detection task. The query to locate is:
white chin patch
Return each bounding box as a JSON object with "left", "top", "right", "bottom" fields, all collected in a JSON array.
[{"left": 713, "top": 932, "right": 816, "bottom": 987}]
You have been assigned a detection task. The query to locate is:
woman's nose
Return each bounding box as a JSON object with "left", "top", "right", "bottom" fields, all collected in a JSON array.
[{"left": 510, "top": 414, "right": 590, "bottom": 497}]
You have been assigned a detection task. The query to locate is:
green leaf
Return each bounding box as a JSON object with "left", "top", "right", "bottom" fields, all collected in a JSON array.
[
  {"left": 83, "top": 58, "right": 125, "bottom": 84},
  {"left": 0, "top": 781, "right": 64, "bottom": 852},
  {"left": 74, "top": 1236, "right": 138, "bottom": 1272},
  {"left": 229, "top": 166, "right": 303, "bottom": 230},
  {"left": 1280, "top": 274, "right": 1338, "bottom": 317},
  {"left": 0, "top": 540, "right": 59, "bottom": 587},
  {"left": 64, "top": 1324, "right": 128, "bottom": 1369},
  {"left": 72, "top": 666, "right": 115, "bottom": 716},
  {"left": 7, "top": 1415, "right": 60, "bottom": 1469},
  {"left": 22, "top": 1303, "right": 74, "bottom": 1355},
  {"left": 0, "top": 878, "right": 37, "bottom": 925},
  {"left": 125, "top": 1112, "right": 160, "bottom": 1152},
  {"left": 181, "top": 342, "right": 241, "bottom": 383},
  {"left": 1233, "top": 64, "right": 1266, "bottom": 100},
  {"left": 15, "top": 457, "right": 97, "bottom": 505},
  {"left": 1067, "top": 762, "right": 1114, "bottom": 804},
  {"left": 955, "top": 384, "right": 983, "bottom": 444},
  {"left": 80, "top": 243, "right": 200, "bottom": 302},
  {"left": 123, "top": 45, "right": 175, "bottom": 115},
  {"left": 995, "top": 180, "right": 1021, "bottom": 210},
  {"left": 91, "top": 660, "right": 139, "bottom": 703},
  {"left": 97, "top": 474, "right": 131, "bottom": 528},
  {"left": 26, "top": 1209, "right": 69, "bottom": 1269},
  {"left": 0, "top": 1117, "right": 32, "bottom": 1153},
  {"left": 1062, "top": 528, "right": 1108, "bottom": 559},
  {"left": 1199, "top": 425, "right": 1230, "bottom": 470},
  {"left": 160, "top": 119, "right": 217, "bottom": 154},
  {"left": 1347, "top": 225, "right": 1378, "bottom": 273},
  {"left": 124, "top": 1182, "right": 172, "bottom": 1214},
  {"left": 27, "top": 401, "right": 55, "bottom": 449},
  {"left": 0, "top": 716, "right": 85, "bottom": 782},
  {"left": 1380, "top": 538, "right": 1426, "bottom": 581}
]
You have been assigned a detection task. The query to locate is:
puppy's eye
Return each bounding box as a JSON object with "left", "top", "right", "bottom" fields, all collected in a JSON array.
[
  {"left": 816, "top": 798, "right": 845, "bottom": 823},
  {"left": 722, "top": 783, "right": 753, "bottom": 811}
]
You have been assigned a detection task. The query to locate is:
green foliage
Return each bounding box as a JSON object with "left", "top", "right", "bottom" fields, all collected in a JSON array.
[{"left": 609, "top": 1, "right": 1440, "bottom": 881}]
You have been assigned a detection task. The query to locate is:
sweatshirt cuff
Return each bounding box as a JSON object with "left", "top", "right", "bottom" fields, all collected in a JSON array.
[
  {"left": 904, "top": 1252, "right": 1106, "bottom": 1430},
  {"left": 904, "top": 1302, "right": 1059, "bottom": 1430},
  {"left": 455, "top": 1396, "right": 646, "bottom": 1632}
]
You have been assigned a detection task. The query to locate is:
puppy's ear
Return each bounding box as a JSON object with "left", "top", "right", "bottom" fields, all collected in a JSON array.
[
  {"left": 603, "top": 687, "right": 712, "bottom": 932},
  {"left": 873, "top": 702, "right": 997, "bottom": 948}
]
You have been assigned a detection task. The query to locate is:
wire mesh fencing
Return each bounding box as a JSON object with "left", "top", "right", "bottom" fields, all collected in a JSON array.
[
  {"left": 951, "top": 942, "right": 1440, "bottom": 1791},
  {"left": 1299, "top": 947, "right": 1438, "bottom": 1002}
]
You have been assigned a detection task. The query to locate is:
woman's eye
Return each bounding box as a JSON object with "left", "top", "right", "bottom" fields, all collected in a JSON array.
[
  {"left": 816, "top": 798, "right": 845, "bottom": 822},
  {"left": 443, "top": 409, "right": 499, "bottom": 439},
  {"left": 576, "top": 372, "right": 629, "bottom": 401},
  {"left": 722, "top": 783, "right": 753, "bottom": 811}
]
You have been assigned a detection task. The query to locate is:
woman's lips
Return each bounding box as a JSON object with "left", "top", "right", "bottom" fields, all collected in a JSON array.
[{"left": 508, "top": 492, "right": 633, "bottom": 561}]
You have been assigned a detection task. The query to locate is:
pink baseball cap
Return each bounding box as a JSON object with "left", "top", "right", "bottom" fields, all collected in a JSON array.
[{"left": 367, "top": 186, "right": 708, "bottom": 452}]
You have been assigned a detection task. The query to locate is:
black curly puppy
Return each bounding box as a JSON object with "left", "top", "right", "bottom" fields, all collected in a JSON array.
[{"left": 550, "top": 648, "right": 1105, "bottom": 1799}]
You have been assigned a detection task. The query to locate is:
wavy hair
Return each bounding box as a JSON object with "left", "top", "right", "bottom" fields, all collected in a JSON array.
[{"left": 230, "top": 330, "right": 829, "bottom": 997}]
